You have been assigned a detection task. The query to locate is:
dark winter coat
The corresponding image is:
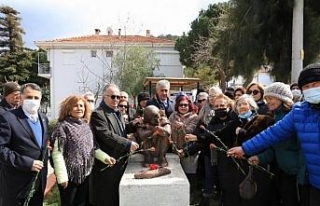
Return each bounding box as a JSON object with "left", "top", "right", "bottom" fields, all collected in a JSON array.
[
  {"left": 257, "top": 108, "right": 303, "bottom": 177},
  {"left": 0, "top": 98, "right": 15, "bottom": 115},
  {"left": 210, "top": 111, "right": 278, "bottom": 206},
  {"left": 146, "top": 95, "right": 174, "bottom": 118},
  {"left": 90, "top": 101, "right": 136, "bottom": 206},
  {"left": 0, "top": 108, "right": 48, "bottom": 206}
]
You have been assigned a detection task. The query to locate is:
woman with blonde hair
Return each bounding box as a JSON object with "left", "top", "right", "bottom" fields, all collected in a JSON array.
[
  {"left": 51, "top": 95, "right": 115, "bottom": 206},
  {"left": 195, "top": 93, "right": 235, "bottom": 206},
  {"left": 198, "top": 86, "right": 223, "bottom": 125}
]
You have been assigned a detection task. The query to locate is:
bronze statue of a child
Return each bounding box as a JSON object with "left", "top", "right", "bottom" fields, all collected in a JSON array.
[{"left": 136, "top": 105, "right": 171, "bottom": 167}]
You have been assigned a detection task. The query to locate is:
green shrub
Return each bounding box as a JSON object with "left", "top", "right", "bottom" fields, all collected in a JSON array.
[{"left": 43, "top": 183, "right": 60, "bottom": 206}]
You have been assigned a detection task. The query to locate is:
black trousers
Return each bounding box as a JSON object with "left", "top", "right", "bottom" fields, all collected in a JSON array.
[
  {"left": 299, "top": 184, "right": 310, "bottom": 206},
  {"left": 310, "top": 186, "right": 320, "bottom": 206},
  {"left": 278, "top": 169, "right": 299, "bottom": 206},
  {"left": 92, "top": 160, "right": 127, "bottom": 206},
  {"left": 17, "top": 185, "right": 44, "bottom": 206},
  {"left": 58, "top": 177, "right": 90, "bottom": 206}
]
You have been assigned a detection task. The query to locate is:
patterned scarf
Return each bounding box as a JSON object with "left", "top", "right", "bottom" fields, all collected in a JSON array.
[{"left": 51, "top": 117, "right": 95, "bottom": 184}]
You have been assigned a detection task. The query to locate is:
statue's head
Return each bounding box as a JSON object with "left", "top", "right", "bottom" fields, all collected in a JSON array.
[{"left": 143, "top": 105, "right": 161, "bottom": 125}]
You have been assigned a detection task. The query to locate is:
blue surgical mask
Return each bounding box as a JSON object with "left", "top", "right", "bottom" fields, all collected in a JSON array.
[
  {"left": 238, "top": 110, "right": 252, "bottom": 119},
  {"left": 303, "top": 87, "right": 320, "bottom": 104}
]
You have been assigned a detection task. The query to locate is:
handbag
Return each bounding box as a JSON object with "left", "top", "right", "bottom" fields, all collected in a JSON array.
[{"left": 239, "top": 166, "right": 257, "bottom": 199}]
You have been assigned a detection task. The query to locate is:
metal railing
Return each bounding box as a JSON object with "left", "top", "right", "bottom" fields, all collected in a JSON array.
[{"left": 38, "top": 63, "right": 50, "bottom": 75}]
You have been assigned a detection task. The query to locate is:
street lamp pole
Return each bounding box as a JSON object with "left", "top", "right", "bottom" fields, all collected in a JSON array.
[{"left": 291, "top": 0, "right": 304, "bottom": 83}]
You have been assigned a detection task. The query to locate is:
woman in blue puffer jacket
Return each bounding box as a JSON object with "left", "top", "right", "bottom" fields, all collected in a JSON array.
[
  {"left": 228, "top": 63, "right": 320, "bottom": 206},
  {"left": 247, "top": 82, "right": 307, "bottom": 206}
]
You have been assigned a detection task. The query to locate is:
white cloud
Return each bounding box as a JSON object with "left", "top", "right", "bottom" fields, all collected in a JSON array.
[{"left": 1, "top": 0, "right": 227, "bottom": 47}]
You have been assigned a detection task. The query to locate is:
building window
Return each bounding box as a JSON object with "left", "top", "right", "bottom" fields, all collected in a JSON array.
[
  {"left": 106, "top": 50, "right": 113, "bottom": 57},
  {"left": 91, "top": 50, "right": 97, "bottom": 57}
]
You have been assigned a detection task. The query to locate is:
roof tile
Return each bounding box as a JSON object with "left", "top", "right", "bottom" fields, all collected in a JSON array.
[{"left": 44, "top": 35, "right": 173, "bottom": 44}]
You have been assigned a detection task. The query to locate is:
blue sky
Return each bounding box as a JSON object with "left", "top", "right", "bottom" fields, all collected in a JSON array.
[{"left": 1, "top": 0, "right": 227, "bottom": 48}]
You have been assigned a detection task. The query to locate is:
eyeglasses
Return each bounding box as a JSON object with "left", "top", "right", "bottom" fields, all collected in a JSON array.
[
  {"left": 208, "top": 95, "right": 217, "bottom": 99},
  {"left": 247, "top": 90, "right": 260, "bottom": 95},
  {"left": 179, "top": 103, "right": 189, "bottom": 107},
  {"left": 197, "top": 99, "right": 206, "bottom": 103},
  {"left": 106, "top": 95, "right": 121, "bottom": 100},
  {"left": 86, "top": 100, "right": 94, "bottom": 103},
  {"left": 118, "top": 105, "right": 128, "bottom": 108}
]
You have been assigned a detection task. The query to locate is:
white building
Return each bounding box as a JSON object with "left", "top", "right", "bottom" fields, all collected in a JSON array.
[{"left": 35, "top": 29, "right": 183, "bottom": 119}]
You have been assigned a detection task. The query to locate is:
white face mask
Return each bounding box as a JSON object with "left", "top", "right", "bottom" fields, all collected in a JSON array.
[
  {"left": 291, "top": 89, "right": 301, "bottom": 98},
  {"left": 303, "top": 87, "right": 320, "bottom": 104},
  {"left": 22, "top": 99, "right": 41, "bottom": 114}
]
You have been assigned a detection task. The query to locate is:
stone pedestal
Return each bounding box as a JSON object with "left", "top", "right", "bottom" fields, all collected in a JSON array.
[{"left": 119, "top": 153, "right": 189, "bottom": 206}]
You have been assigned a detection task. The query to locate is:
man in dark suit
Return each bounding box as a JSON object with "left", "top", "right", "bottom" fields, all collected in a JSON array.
[
  {"left": 0, "top": 83, "right": 48, "bottom": 206},
  {"left": 146, "top": 79, "right": 174, "bottom": 118},
  {"left": 90, "top": 84, "right": 140, "bottom": 206}
]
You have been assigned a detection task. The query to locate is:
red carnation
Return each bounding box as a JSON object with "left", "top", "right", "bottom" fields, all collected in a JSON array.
[{"left": 149, "top": 164, "right": 159, "bottom": 170}]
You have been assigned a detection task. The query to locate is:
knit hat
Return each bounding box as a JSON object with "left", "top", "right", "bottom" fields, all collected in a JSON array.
[
  {"left": 264, "top": 82, "right": 293, "bottom": 103},
  {"left": 137, "top": 92, "right": 150, "bottom": 103},
  {"left": 3, "top": 82, "right": 20, "bottom": 97},
  {"left": 298, "top": 63, "right": 320, "bottom": 88}
]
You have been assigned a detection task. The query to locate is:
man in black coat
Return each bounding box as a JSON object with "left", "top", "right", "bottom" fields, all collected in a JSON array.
[
  {"left": 0, "top": 82, "right": 21, "bottom": 115},
  {"left": 0, "top": 83, "right": 48, "bottom": 206},
  {"left": 146, "top": 79, "right": 174, "bottom": 118},
  {"left": 90, "top": 84, "right": 140, "bottom": 206}
]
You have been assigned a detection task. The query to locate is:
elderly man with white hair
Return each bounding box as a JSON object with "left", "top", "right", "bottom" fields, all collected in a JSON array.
[{"left": 146, "top": 79, "right": 174, "bottom": 117}]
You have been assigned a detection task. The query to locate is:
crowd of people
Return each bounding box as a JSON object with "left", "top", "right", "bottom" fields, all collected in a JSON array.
[{"left": 0, "top": 63, "right": 320, "bottom": 206}]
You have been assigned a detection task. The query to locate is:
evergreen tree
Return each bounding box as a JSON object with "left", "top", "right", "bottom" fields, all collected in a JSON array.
[
  {"left": 176, "top": 0, "right": 320, "bottom": 84},
  {"left": 175, "top": 3, "right": 230, "bottom": 88},
  {"left": 0, "top": 5, "right": 32, "bottom": 83},
  {"left": 222, "top": 0, "right": 320, "bottom": 83}
]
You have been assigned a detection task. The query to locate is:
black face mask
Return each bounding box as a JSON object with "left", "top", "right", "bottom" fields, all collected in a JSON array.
[{"left": 214, "top": 108, "right": 228, "bottom": 118}]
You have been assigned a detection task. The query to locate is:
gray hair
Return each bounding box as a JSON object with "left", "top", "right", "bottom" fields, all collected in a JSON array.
[
  {"left": 156, "top": 80, "right": 170, "bottom": 90},
  {"left": 83, "top": 91, "right": 94, "bottom": 96},
  {"left": 235, "top": 94, "right": 258, "bottom": 112},
  {"left": 83, "top": 91, "right": 95, "bottom": 99},
  {"left": 102, "top": 84, "right": 119, "bottom": 94},
  {"left": 197, "top": 92, "right": 209, "bottom": 100},
  {"left": 20, "top": 83, "right": 41, "bottom": 94},
  {"left": 208, "top": 86, "right": 222, "bottom": 96}
]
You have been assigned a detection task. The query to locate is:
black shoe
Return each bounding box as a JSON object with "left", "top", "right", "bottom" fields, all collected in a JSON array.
[
  {"left": 197, "top": 197, "right": 209, "bottom": 206},
  {"left": 213, "top": 192, "right": 221, "bottom": 201}
]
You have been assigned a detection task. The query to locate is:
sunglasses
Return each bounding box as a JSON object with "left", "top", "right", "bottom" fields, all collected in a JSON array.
[
  {"left": 118, "top": 105, "right": 128, "bottom": 108},
  {"left": 197, "top": 99, "right": 206, "bottom": 103},
  {"left": 106, "top": 95, "right": 121, "bottom": 100},
  {"left": 247, "top": 90, "right": 260, "bottom": 95},
  {"left": 179, "top": 103, "right": 189, "bottom": 107}
]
